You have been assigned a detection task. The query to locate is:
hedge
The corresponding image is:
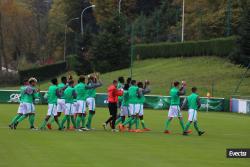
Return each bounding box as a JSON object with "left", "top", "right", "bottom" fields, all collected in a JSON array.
[
  {"left": 19, "top": 61, "right": 67, "bottom": 83},
  {"left": 135, "top": 37, "right": 236, "bottom": 59}
]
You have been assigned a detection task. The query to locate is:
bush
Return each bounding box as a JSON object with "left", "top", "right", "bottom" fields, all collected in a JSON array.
[
  {"left": 135, "top": 37, "right": 236, "bottom": 59},
  {"left": 19, "top": 61, "right": 67, "bottom": 83}
]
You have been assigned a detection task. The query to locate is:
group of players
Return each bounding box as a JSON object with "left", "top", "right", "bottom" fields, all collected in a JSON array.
[{"left": 8, "top": 74, "right": 205, "bottom": 136}]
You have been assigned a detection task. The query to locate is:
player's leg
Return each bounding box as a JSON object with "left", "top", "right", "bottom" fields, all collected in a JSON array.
[
  {"left": 177, "top": 106, "right": 185, "bottom": 131},
  {"left": 28, "top": 104, "right": 36, "bottom": 129},
  {"left": 164, "top": 106, "right": 175, "bottom": 133},
  {"left": 110, "top": 103, "right": 118, "bottom": 131},
  {"left": 40, "top": 104, "right": 54, "bottom": 130},
  {"left": 86, "top": 98, "right": 95, "bottom": 129},
  {"left": 54, "top": 116, "right": 61, "bottom": 130},
  {"left": 10, "top": 103, "right": 25, "bottom": 127}
]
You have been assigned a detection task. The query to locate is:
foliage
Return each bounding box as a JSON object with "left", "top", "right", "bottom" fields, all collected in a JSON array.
[
  {"left": 90, "top": 12, "right": 130, "bottom": 73},
  {"left": 19, "top": 61, "right": 67, "bottom": 83},
  {"left": 135, "top": 37, "right": 236, "bottom": 59}
]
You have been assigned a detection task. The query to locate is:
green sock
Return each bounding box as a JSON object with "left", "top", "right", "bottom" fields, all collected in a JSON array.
[
  {"left": 10, "top": 114, "right": 22, "bottom": 125},
  {"left": 141, "top": 119, "right": 146, "bottom": 129},
  {"left": 184, "top": 121, "right": 191, "bottom": 132},
  {"left": 55, "top": 118, "right": 61, "bottom": 129},
  {"left": 29, "top": 114, "right": 35, "bottom": 127},
  {"left": 130, "top": 118, "right": 136, "bottom": 128},
  {"left": 86, "top": 113, "right": 94, "bottom": 129},
  {"left": 40, "top": 119, "right": 48, "bottom": 129},
  {"left": 81, "top": 116, "right": 86, "bottom": 128},
  {"left": 17, "top": 115, "right": 28, "bottom": 123},
  {"left": 66, "top": 116, "right": 70, "bottom": 129},
  {"left": 122, "top": 117, "right": 132, "bottom": 126},
  {"left": 164, "top": 119, "right": 171, "bottom": 130},
  {"left": 135, "top": 118, "right": 139, "bottom": 129},
  {"left": 61, "top": 116, "right": 68, "bottom": 128},
  {"left": 179, "top": 119, "right": 185, "bottom": 131},
  {"left": 48, "top": 117, "right": 55, "bottom": 124},
  {"left": 76, "top": 116, "right": 81, "bottom": 129},
  {"left": 71, "top": 116, "right": 76, "bottom": 128},
  {"left": 115, "top": 117, "right": 122, "bottom": 126},
  {"left": 194, "top": 122, "right": 200, "bottom": 132}
]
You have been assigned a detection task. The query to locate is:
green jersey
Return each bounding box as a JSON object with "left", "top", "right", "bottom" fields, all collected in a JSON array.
[
  {"left": 22, "top": 86, "right": 36, "bottom": 103},
  {"left": 58, "top": 83, "right": 66, "bottom": 99},
  {"left": 75, "top": 82, "right": 88, "bottom": 101},
  {"left": 64, "top": 86, "right": 75, "bottom": 103},
  {"left": 170, "top": 87, "right": 180, "bottom": 106},
  {"left": 128, "top": 85, "right": 139, "bottom": 104},
  {"left": 122, "top": 90, "right": 129, "bottom": 106},
  {"left": 47, "top": 85, "right": 58, "bottom": 104},
  {"left": 138, "top": 93, "right": 145, "bottom": 104},
  {"left": 19, "top": 86, "right": 26, "bottom": 103},
  {"left": 187, "top": 93, "right": 199, "bottom": 110},
  {"left": 86, "top": 83, "right": 96, "bottom": 98}
]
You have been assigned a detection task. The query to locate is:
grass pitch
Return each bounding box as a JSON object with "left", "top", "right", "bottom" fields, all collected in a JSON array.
[{"left": 0, "top": 104, "right": 250, "bottom": 167}]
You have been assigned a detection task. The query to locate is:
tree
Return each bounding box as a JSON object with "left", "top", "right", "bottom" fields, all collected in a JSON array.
[
  {"left": 230, "top": 2, "right": 250, "bottom": 67},
  {"left": 90, "top": 12, "right": 130, "bottom": 73}
]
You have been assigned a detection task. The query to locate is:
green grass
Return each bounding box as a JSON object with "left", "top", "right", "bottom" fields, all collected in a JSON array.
[
  {"left": 0, "top": 104, "right": 250, "bottom": 167},
  {"left": 2, "top": 56, "right": 250, "bottom": 97}
]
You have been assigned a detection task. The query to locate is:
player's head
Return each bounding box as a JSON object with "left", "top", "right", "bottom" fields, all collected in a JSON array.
[
  {"left": 78, "top": 75, "right": 85, "bottom": 83},
  {"left": 28, "top": 77, "right": 37, "bottom": 86},
  {"left": 124, "top": 83, "right": 129, "bottom": 90},
  {"left": 173, "top": 81, "right": 180, "bottom": 87},
  {"left": 192, "top": 87, "right": 197, "bottom": 93},
  {"left": 68, "top": 80, "right": 74, "bottom": 86},
  {"left": 51, "top": 78, "right": 58, "bottom": 85},
  {"left": 131, "top": 80, "right": 136, "bottom": 85},
  {"left": 126, "top": 77, "right": 132, "bottom": 84},
  {"left": 137, "top": 82, "right": 143, "bottom": 88},
  {"left": 61, "top": 76, "right": 67, "bottom": 84},
  {"left": 88, "top": 75, "right": 94, "bottom": 83},
  {"left": 118, "top": 77, "right": 125, "bottom": 84},
  {"left": 22, "top": 79, "right": 29, "bottom": 86},
  {"left": 113, "top": 80, "right": 118, "bottom": 87}
]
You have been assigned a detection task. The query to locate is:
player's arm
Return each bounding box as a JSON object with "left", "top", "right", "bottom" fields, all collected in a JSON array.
[
  {"left": 142, "top": 80, "right": 151, "bottom": 94},
  {"left": 72, "top": 90, "right": 77, "bottom": 99},
  {"left": 85, "top": 81, "right": 103, "bottom": 89},
  {"left": 178, "top": 82, "right": 186, "bottom": 96},
  {"left": 24, "top": 86, "right": 34, "bottom": 95},
  {"left": 114, "top": 88, "right": 123, "bottom": 96},
  {"left": 181, "top": 97, "right": 187, "bottom": 110},
  {"left": 197, "top": 97, "right": 201, "bottom": 109},
  {"left": 56, "top": 88, "right": 62, "bottom": 98}
]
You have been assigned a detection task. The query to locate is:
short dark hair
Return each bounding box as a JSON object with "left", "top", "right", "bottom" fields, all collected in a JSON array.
[
  {"left": 113, "top": 80, "right": 118, "bottom": 84},
  {"left": 51, "top": 78, "right": 58, "bottom": 85},
  {"left": 61, "top": 76, "right": 67, "bottom": 83},
  {"left": 118, "top": 77, "right": 125, "bottom": 83},
  {"left": 78, "top": 75, "right": 85, "bottom": 83},
  {"left": 131, "top": 80, "right": 136, "bottom": 85},
  {"left": 127, "top": 77, "right": 132, "bottom": 84},
  {"left": 192, "top": 87, "right": 197, "bottom": 92},
  {"left": 174, "top": 81, "right": 180, "bottom": 87},
  {"left": 124, "top": 84, "right": 129, "bottom": 90},
  {"left": 22, "top": 79, "right": 28, "bottom": 84},
  {"left": 137, "top": 82, "right": 143, "bottom": 88}
]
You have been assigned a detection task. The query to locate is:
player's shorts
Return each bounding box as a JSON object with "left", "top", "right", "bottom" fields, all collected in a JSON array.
[
  {"left": 188, "top": 109, "right": 197, "bottom": 122},
  {"left": 72, "top": 102, "right": 78, "bottom": 115},
  {"left": 47, "top": 104, "right": 57, "bottom": 116},
  {"left": 57, "top": 99, "right": 66, "bottom": 113},
  {"left": 129, "top": 104, "right": 141, "bottom": 116},
  {"left": 76, "top": 100, "right": 86, "bottom": 114},
  {"left": 23, "top": 102, "right": 35, "bottom": 114},
  {"left": 138, "top": 104, "right": 144, "bottom": 116},
  {"left": 86, "top": 97, "right": 95, "bottom": 111},
  {"left": 168, "top": 105, "right": 182, "bottom": 118},
  {"left": 120, "top": 105, "right": 130, "bottom": 116},
  {"left": 65, "top": 103, "right": 74, "bottom": 115},
  {"left": 17, "top": 103, "right": 26, "bottom": 114}
]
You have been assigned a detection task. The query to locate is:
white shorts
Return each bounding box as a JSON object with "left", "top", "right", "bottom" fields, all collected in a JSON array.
[
  {"left": 86, "top": 97, "right": 95, "bottom": 111},
  {"left": 65, "top": 103, "right": 74, "bottom": 115},
  {"left": 72, "top": 102, "right": 78, "bottom": 115},
  {"left": 188, "top": 109, "right": 197, "bottom": 122},
  {"left": 47, "top": 104, "right": 57, "bottom": 116},
  {"left": 129, "top": 104, "right": 141, "bottom": 115},
  {"left": 23, "top": 102, "right": 35, "bottom": 114},
  {"left": 57, "top": 99, "right": 66, "bottom": 113},
  {"left": 76, "top": 100, "right": 86, "bottom": 114},
  {"left": 17, "top": 103, "right": 26, "bottom": 114},
  {"left": 168, "top": 105, "right": 182, "bottom": 118},
  {"left": 120, "top": 106, "right": 130, "bottom": 116}
]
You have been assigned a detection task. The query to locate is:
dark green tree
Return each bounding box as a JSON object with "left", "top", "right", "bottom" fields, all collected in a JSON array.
[
  {"left": 91, "top": 13, "right": 130, "bottom": 73},
  {"left": 230, "top": 2, "right": 250, "bottom": 67}
]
